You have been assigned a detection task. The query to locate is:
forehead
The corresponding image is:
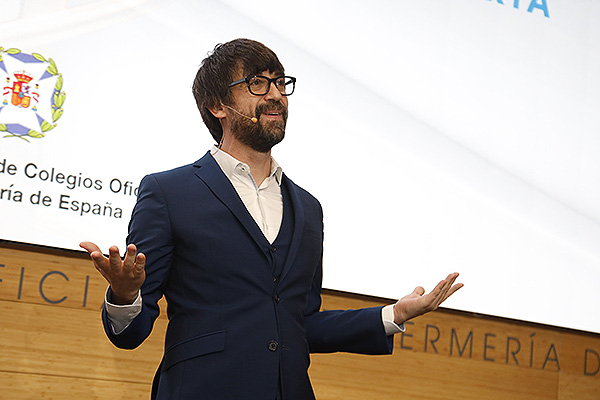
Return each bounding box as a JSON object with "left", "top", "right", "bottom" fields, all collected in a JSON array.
[{"left": 233, "top": 63, "right": 284, "bottom": 79}]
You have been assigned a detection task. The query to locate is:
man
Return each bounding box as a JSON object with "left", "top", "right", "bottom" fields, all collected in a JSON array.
[{"left": 80, "top": 38, "right": 462, "bottom": 400}]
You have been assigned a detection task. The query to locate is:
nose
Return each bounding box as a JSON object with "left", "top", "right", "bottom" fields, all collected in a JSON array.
[{"left": 264, "top": 81, "right": 283, "bottom": 101}]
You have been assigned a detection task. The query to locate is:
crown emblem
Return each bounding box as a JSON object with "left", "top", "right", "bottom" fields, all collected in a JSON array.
[{"left": 13, "top": 70, "right": 33, "bottom": 83}]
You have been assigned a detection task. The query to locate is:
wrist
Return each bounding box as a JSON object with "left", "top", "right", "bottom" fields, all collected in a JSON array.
[
  {"left": 393, "top": 303, "right": 406, "bottom": 326},
  {"left": 108, "top": 287, "right": 138, "bottom": 305}
]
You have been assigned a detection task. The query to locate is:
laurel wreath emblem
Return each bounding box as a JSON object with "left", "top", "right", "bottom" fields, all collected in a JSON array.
[{"left": 0, "top": 47, "right": 66, "bottom": 141}]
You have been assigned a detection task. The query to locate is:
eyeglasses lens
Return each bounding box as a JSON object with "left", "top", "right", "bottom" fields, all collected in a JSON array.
[{"left": 248, "top": 76, "right": 294, "bottom": 96}]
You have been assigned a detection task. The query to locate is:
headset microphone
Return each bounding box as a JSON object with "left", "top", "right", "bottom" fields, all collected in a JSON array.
[{"left": 221, "top": 104, "right": 258, "bottom": 123}]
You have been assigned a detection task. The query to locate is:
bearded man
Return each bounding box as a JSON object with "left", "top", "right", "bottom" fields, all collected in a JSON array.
[{"left": 81, "top": 38, "right": 462, "bottom": 400}]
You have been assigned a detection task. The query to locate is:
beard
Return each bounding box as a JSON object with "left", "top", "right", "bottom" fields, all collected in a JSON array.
[{"left": 230, "top": 100, "right": 288, "bottom": 153}]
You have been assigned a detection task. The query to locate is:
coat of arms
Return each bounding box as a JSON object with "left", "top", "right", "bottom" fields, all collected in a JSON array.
[{"left": 0, "top": 47, "right": 66, "bottom": 141}]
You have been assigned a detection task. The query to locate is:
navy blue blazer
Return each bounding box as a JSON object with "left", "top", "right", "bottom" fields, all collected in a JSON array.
[{"left": 102, "top": 152, "right": 393, "bottom": 399}]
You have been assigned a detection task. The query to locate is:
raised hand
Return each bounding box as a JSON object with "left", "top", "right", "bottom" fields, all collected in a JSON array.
[
  {"left": 79, "top": 241, "right": 146, "bottom": 305},
  {"left": 393, "top": 272, "right": 463, "bottom": 325}
]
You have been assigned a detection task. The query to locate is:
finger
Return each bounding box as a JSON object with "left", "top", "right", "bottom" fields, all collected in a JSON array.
[
  {"left": 123, "top": 244, "right": 138, "bottom": 271},
  {"left": 80, "top": 241, "right": 110, "bottom": 270},
  {"left": 429, "top": 275, "right": 453, "bottom": 298},
  {"left": 439, "top": 273, "right": 459, "bottom": 293},
  {"left": 446, "top": 272, "right": 459, "bottom": 281},
  {"left": 108, "top": 245, "right": 122, "bottom": 271},
  {"left": 442, "top": 282, "right": 464, "bottom": 301},
  {"left": 89, "top": 252, "right": 109, "bottom": 270},
  {"left": 433, "top": 273, "right": 463, "bottom": 307},
  {"left": 79, "top": 241, "right": 101, "bottom": 255},
  {"left": 80, "top": 242, "right": 116, "bottom": 283},
  {"left": 438, "top": 273, "right": 459, "bottom": 299},
  {"left": 427, "top": 273, "right": 459, "bottom": 307},
  {"left": 134, "top": 252, "right": 146, "bottom": 274}
]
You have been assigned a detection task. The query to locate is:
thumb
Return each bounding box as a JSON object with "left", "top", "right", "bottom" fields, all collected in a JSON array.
[
  {"left": 413, "top": 286, "right": 425, "bottom": 296},
  {"left": 80, "top": 241, "right": 101, "bottom": 255}
]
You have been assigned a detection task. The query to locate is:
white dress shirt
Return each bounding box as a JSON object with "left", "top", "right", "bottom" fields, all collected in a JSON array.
[
  {"left": 211, "top": 146, "right": 283, "bottom": 244},
  {"left": 106, "top": 147, "right": 403, "bottom": 335}
]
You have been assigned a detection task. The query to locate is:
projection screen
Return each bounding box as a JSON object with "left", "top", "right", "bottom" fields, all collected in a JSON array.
[{"left": 1, "top": 0, "right": 599, "bottom": 334}]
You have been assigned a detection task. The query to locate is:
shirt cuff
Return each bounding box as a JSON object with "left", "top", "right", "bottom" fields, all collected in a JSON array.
[
  {"left": 382, "top": 304, "right": 405, "bottom": 335},
  {"left": 104, "top": 286, "right": 142, "bottom": 335}
]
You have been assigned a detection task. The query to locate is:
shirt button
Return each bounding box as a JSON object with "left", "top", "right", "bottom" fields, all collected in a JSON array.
[{"left": 268, "top": 340, "right": 278, "bottom": 351}]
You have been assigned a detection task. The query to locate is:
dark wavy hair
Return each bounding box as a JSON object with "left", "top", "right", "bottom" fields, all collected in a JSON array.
[{"left": 192, "top": 39, "right": 285, "bottom": 143}]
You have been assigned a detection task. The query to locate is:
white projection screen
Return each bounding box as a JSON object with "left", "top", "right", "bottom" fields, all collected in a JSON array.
[{"left": 1, "top": 0, "right": 599, "bottom": 333}]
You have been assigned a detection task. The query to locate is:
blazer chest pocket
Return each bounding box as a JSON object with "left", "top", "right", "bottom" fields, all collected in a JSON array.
[{"left": 163, "top": 330, "right": 227, "bottom": 371}]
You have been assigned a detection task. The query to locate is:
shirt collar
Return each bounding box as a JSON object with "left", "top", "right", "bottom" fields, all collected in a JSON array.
[{"left": 211, "top": 145, "right": 283, "bottom": 185}]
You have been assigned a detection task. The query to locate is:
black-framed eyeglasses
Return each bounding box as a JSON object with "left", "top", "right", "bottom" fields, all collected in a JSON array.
[{"left": 228, "top": 75, "right": 296, "bottom": 96}]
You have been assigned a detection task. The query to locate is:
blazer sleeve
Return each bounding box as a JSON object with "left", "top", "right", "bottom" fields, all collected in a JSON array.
[
  {"left": 302, "top": 201, "right": 393, "bottom": 355},
  {"left": 102, "top": 174, "right": 175, "bottom": 349}
]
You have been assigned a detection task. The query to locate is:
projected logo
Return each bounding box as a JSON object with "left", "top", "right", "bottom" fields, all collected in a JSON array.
[{"left": 0, "top": 47, "right": 66, "bottom": 141}]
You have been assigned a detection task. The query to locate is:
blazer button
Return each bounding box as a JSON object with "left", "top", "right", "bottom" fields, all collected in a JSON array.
[
  {"left": 270, "top": 245, "right": 277, "bottom": 253},
  {"left": 268, "top": 340, "right": 278, "bottom": 351},
  {"left": 274, "top": 295, "right": 281, "bottom": 303}
]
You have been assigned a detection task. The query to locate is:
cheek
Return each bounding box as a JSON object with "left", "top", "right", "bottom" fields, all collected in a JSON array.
[{"left": 249, "top": 101, "right": 262, "bottom": 112}]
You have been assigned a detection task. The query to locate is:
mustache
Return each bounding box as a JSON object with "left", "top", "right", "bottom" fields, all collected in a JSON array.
[{"left": 255, "top": 100, "right": 287, "bottom": 118}]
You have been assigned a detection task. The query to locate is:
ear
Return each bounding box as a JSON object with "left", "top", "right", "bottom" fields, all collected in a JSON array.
[{"left": 207, "top": 103, "right": 227, "bottom": 119}]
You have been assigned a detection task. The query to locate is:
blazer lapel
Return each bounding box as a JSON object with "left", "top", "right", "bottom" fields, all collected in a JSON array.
[
  {"left": 279, "top": 174, "right": 306, "bottom": 283},
  {"left": 193, "top": 152, "right": 268, "bottom": 253}
]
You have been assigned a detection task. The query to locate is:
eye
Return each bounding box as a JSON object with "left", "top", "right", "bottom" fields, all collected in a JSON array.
[
  {"left": 248, "top": 78, "right": 262, "bottom": 86},
  {"left": 275, "top": 78, "right": 286, "bottom": 88}
]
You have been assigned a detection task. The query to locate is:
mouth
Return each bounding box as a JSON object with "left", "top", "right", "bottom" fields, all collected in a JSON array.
[
  {"left": 262, "top": 110, "right": 283, "bottom": 119},
  {"left": 256, "top": 101, "right": 288, "bottom": 123}
]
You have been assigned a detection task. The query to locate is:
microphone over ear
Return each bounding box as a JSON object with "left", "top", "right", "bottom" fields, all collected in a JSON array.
[{"left": 221, "top": 103, "right": 258, "bottom": 123}]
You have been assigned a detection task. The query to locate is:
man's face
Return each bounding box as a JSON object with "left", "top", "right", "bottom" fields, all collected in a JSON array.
[{"left": 228, "top": 70, "right": 289, "bottom": 153}]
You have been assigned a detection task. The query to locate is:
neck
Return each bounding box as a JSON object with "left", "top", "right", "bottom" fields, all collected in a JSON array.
[{"left": 219, "top": 136, "right": 272, "bottom": 186}]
